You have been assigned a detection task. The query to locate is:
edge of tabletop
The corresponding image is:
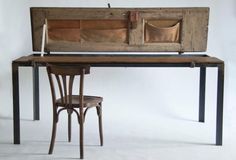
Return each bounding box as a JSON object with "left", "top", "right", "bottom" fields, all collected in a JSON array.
[{"left": 11, "top": 53, "right": 225, "bottom": 66}]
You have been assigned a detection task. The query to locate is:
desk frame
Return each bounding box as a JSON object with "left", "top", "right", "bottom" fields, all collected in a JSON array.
[{"left": 12, "top": 54, "right": 224, "bottom": 146}]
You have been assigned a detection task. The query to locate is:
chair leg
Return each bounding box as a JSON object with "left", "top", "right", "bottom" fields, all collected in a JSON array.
[
  {"left": 68, "top": 112, "right": 72, "bottom": 142},
  {"left": 96, "top": 104, "right": 103, "bottom": 146},
  {"left": 48, "top": 116, "right": 57, "bottom": 154}
]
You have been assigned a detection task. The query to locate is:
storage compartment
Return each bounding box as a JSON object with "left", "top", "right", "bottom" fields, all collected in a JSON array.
[
  {"left": 145, "top": 20, "right": 180, "bottom": 43},
  {"left": 47, "top": 19, "right": 128, "bottom": 44},
  {"left": 32, "top": 8, "right": 209, "bottom": 52}
]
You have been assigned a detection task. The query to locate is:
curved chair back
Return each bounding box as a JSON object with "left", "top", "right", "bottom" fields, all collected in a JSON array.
[{"left": 46, "top": 64, "right": 90, "bottom": 108}]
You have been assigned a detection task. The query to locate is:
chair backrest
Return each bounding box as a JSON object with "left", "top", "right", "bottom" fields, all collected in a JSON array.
[{"left": 46, "top": 64, "right": 90, "bottom": 108}]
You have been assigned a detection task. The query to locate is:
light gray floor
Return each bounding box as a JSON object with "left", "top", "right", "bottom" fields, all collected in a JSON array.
[{"left": 0, "top": 102, "right": 236, "bottom": 160}]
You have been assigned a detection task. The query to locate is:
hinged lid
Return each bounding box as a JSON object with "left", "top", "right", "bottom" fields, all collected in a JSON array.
[{"left": 30, "top": 7, "right": 209, "bottom": 53}]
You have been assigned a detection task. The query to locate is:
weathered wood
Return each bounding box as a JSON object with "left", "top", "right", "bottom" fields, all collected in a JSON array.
[
  {"left": 12, "top": 54, "right": 222, "bottom": 65},
  {"left": 31, "top": 7, "right": 209, "bottom": 52},
  {"left": 181, "top": 9, "right": 209, "bottom": 51}
]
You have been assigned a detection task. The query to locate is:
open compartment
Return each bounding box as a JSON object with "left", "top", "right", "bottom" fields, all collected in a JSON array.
[
  {"left": 47, "top": 19, "right": 128, "bottom": 44},
  {"left": 144, "top": 20, "right": 181, "bottom": 43}
]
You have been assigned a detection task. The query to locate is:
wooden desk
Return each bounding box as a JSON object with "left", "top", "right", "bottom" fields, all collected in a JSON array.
[{"left": 12, "top": 54, "right": 224, "bottom": 145}]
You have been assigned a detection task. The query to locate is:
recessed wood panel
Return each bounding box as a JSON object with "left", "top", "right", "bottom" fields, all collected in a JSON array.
[{"left": 46, "top": 19, "right": 128, "bottom": 44}]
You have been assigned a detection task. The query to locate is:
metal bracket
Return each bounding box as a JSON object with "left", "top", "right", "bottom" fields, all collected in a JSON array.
[{"left": 190, "top": 61, "right": 196, "bottom": 68}]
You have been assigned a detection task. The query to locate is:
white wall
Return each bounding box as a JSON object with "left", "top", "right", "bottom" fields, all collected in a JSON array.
[{"left": 0, "top": 0, "right": 236, "bottom": 135}]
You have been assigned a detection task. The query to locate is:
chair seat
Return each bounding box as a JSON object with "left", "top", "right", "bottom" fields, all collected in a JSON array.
[{"left": 56, "top": 95, "right": 103, "bottom": 108}]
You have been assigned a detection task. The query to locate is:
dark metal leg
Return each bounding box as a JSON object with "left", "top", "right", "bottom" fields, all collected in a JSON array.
[
  {"left": 199, "top": 66, "right": 206, "bottom": 122},
  {"left": 68, "top": 112, "right": 72, "bottom": 142},
  {"left": 12, "top": 62, "right": 20, "bottom": 144},
  {"left": 33, "top": 64, "right": 40, "bottom": 120},
  {"left": 216, "top": 64, "right": 224, "bottom": 145},
  {"left": 79, "top": 107, "right": 84, "bottom": 159}
]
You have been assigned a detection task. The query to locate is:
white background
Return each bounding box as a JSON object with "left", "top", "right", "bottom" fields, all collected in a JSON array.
[{"left": 0, "top": 0, "right": 236, "bottom": 160}]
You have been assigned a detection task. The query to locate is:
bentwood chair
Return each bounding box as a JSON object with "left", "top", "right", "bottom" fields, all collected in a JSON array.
[{"left": 46, "top": 64, "right": 103, "bottom": 159}]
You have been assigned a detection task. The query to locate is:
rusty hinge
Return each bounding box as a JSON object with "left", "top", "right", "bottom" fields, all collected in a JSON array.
[{"left": 129, "top": 11, "right": 139, "bottom": 29}]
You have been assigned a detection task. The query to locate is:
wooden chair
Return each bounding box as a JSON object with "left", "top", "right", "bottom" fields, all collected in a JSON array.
[{"left": 46, "top": 64, "right": 103, "bottom": 159}]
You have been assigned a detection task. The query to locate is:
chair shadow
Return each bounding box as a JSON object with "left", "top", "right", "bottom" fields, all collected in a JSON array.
[{"left": 24, "top": 140, "right": 101, "bottom": 147}]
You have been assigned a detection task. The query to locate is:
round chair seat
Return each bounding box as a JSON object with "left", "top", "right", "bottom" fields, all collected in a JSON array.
[{"left": 56, "top": 95, "right": 103, "bottom": 108}]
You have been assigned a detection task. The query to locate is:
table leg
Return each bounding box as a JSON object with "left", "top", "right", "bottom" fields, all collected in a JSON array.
[
  {"left": 199, "top": 66, "right": 206, "bottom": 122},
  {"left": 216, "top": 64, "right": 224, "bottom": 145},
  {"left": 12, "top": 62, "right": 20, "bottom": 144},
  {"left": 33, "top": 65, "right": 40, "bottom": 120}
]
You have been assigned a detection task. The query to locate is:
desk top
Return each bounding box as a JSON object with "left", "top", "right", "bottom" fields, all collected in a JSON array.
[{"left": 13, "top": 54, "right": 223, "bottom": 67}]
